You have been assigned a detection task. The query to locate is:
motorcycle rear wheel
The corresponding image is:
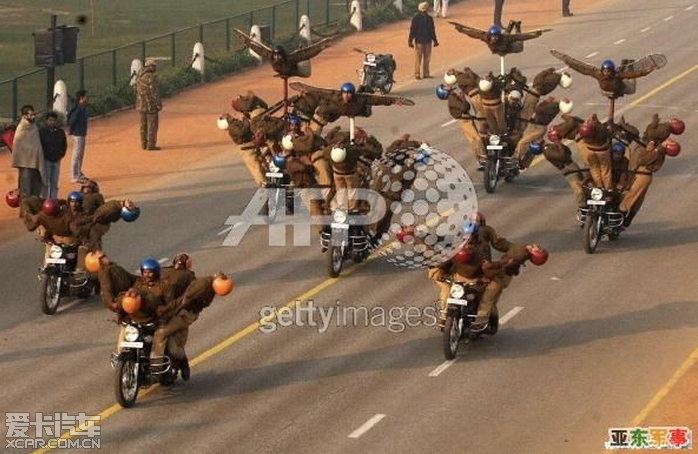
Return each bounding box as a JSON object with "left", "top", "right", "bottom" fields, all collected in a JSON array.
[
  {"left": 327, "top": 246, "right": 343, "bottom": 278},
  {"left": 443, "top": 315, "right": 461, "bottom": 360},
  {"left": 583, "top": 212, "right": 601, "bottom": 254},
  {"left": 40, "top": 273, "right": 61, "bottom": 315},
  {"left": 115, "top": 360, "right": 139, "bottom": 408}
]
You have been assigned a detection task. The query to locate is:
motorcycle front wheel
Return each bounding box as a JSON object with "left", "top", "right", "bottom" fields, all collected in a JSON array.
[
  {"left": 381, "top": 81, "right": 393, "bottom": 94},
  {"left": 443, "top": 315, "right": 461, "bottom": 360},
  {"left": 327, "top": 245, "right": 344, "bottom": 278},
  {"left": 583, "top": 212, "right": 601, "bottom": 254},
  {"left": 40, "top": 273, "right": 61, "bottom": 315},
  {"left": 484, "top": 158, "right": 499, "bottom": 193},
  {"left": 114, "top": 359, "right": 139, "bottom": 408},
  {"left": 266, "top": 187, "right": 283, "bottom": 223}
]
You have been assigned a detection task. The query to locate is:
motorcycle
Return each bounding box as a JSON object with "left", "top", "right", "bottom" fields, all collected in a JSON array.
[
  {"left": 264, "top": 159, "right": 295, "bottom": 223},
  {"left": 442, "top": 278, "right": 498, "bottom": 360},
  {"left": 39, "top": 241, "right": 96, "bottom": 315},
  {"left": 479, "top": 132, "right": 519, "bottom": 193},
  {"left": 112, "top": 320, "right": 180, "bottom": 408},
  {"left": 354, "top": 48, "right": 396, "bottom": 94},
  {"left": 576, "top": 184, "right": 625, "bottom": 254},
  {"left": 321, "top": 208, "right": 371, "bottom": 278}
]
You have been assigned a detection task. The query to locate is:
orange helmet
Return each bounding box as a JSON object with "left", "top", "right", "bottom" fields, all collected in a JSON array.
[
  {"left": 212, "top": 273, "right": 234, "bottom": 296},
  {"left": 121, "top": 291, "right": 142, "bottom": 315}
]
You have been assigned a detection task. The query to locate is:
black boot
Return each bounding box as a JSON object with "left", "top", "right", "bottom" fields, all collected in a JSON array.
[{"left": 180, "top": 356, "right": 190, "bottom": 381}]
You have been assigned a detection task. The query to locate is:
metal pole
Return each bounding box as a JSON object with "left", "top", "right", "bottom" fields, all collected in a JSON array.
[
  {"left": 79, "top": 58, "right": 85, "bottom": 91},
  {"left": 271, "top": 6, "right": 276, "bottom": 40},
  {"left": 349, "top": 117, "right": 355, "bottom": 142},
  {"left": 171, "top": 33, "right": 176, "bottom": 66},
  {"left": 307, "top": 0, "right": 311, "bottom": 17},
  {"left": 249, "top": 12, "right": 254, "bottom": 30},
  {"left": 295, "top": 0, "right": 300, "bottom": 31},
  {"left": 111, "top": 50, "right": 117, "bottom": 86},
  {"left": 12, "top": 78, "right": 18, "bottom": 122},
  {"left": 226, "top": 18, "right": 231, "bottom": 51},
  {"left": 326, "top": 0, "right": 330, "bottom": 25},
  {"left": 46, "top": 14, "right": 57, "bottom": 112},
  {"left": 141, "top": 41, "right": 146, "bottom": 64},
  {"left": 199, "top": 24, "right": 204, "bottom": 43}
]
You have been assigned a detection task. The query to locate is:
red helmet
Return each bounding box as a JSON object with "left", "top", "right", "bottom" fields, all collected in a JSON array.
[
  {"left": 662, "top": 139, "right": 681, "bottom": 157},
  {"left": 669, "top": 117, "right": 685, "bottom": 135},
  {"left": 578, "top": 121, "right": 594, "bottom": 139},
  {"left": 453, "top": 246, "right": 473, "bottom": 264},
  {"left": 527, "top": 245, "right": 549, "bottom": 266},
  {"left": 5, "top": 190, "right": 19, "bottom": 208},
  {"left": 547, "top": 127, "right": 561, "bottom": 142},
  {"left": 41, "top": 199, "right": 60, "bottom": 217},
  {"left": 396, "top": 226, "right": 414, "bottom": 243}
]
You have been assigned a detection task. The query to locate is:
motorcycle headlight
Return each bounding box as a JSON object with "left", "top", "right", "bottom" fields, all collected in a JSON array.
[
  {"left": 49, "top": 245, "right": 63, "bottom": 259},
  {"left": 333, "top": 210, "right": 348, "bottom": 224},
  {"left": 449, "top": 284, "right": 465, "bottom": 299},
  {"left": 591, "top": 188, "right": 603, "bottom": 201},
  {"left": 269, "top": 162, "right": 279, "bottom": 173},
  {"left": 465, "top": 291, "right": 477, "bottom": 302},
  {"left": 366, "top": 53, "right": 376, "bottom": 63},
  {"left": 124, "top": 325, "right": 140, "bottom": 342},
  {"left": 489, "top": 135, "right": 501, "bottom": 146}
]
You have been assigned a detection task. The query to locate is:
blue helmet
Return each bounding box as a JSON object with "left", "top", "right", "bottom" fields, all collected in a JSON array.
[
  {"left": 461, "top": 220, "right": 480, "bottom": 237},
  {"left": 121, "top": 206, "right": 141, "bottom": 222},
  {"left": 340, "top": 82, "right": 356, "bottom": 94},
  {"left": 140, "top": 258, "right": 160, "bottom": 278},
  {"left": 288, "top": 115, "right": 301, "bottom": 125},
  {"left": 601, "top": 60, "right": 616, "bottom": 72},
  {"left": 436, "top": 85, "right": 450, "bottom": 100},
  {"left": 611, "top": 141, "right": 626, "bottom": 153},
  {"left": 273, "top": 154, "right": 287, "bottom": 169},
  {"left": 528, "top": 142, "right": 543, "bottom": 155},
  {"left": 67, "top": 191, "right": 83, "bottom": 202},
  {"left": 488, "top": 25, "right": 502, "bottom": 36}
]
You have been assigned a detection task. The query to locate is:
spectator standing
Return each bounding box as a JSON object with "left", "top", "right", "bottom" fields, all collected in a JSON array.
[
  {"left": 68, "top": 90, "right": 89, "bottom": 184},
  {"left": 11, "top": 105, "right": 45, "bottom": 197},
  {"left": 39, "top": 112, "right": 68, "bottom": 199},
  {"left": 408, "top": 2, "right": 439, "bottom": 80}
]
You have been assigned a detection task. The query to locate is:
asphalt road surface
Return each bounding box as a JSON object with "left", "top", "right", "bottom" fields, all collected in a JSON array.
[{"left": 1, "top": 0, "right": 697, "bottom": 452}]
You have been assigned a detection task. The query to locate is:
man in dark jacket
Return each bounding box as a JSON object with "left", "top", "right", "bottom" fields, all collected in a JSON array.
[
  {"left": 68, "top": 90, "right": 89, "bottom": 184},
  {"left": 39, "top": 112, "right": 67, "bottom": 199},
  {"left": 408, "top": 2, "right": 439, "bottom": 80}
]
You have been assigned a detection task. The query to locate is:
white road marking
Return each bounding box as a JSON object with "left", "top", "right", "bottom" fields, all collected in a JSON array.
[
  {"left": 57, "top": 299, "right": 83, "bottom": 313},
  {"left": 585, "top": 51, "right": 599, "bottom": 58},
  {"left": 663, "top": 15, "right": 674, "bottom": 21},
  {"left": 500, "top": 306, "right": 524, "bottom": 325},
  {"left": 218, "top": 222, "right": 243, "bottom": 236},
  {"left": 551, "top": 276, "right": 562, "bottom": 281},
  {"left": 686, "top": 5, "right": 695, "bottom": 11},
  {"left": 640, "top": 27, "right": 651, "bottom": 32},
  {"left": 158, "top": 257, "right": 168, "bottom": 264},
  {"left": 441, "top": 118, "right": 457, "bottom": 127},
  {"left": 613, "top": 39, "right": 626, "bottom": 45},
  {"left": 348, "top": 414, "right": 386, "bottom": 438},
  {"left": 428, "top": 359, "right": 456, "bottom": 377}
]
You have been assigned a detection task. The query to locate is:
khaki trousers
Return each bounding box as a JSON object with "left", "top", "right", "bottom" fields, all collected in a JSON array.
[
  {"left": 578, "top": 142, "right": 612, "bottom": 189},
  {"left": 620, "top": 168, "right": 652, "bottom": 214},
  {"left": 238, "top": 148, "right": 266, "bottom": 186},
  {"left": 151, "top": 309, "right": 199, "bottom": 359},
  {"left": 482, "top": 101, "right": 506, "bottom": 135},
  {"left": 334, "top": 173, "right": 360, "bottom": 211},
  {"left": 458, "top": 119, "right": 484, "bottom": 161},
  {"left": 414, "top": 43, "right": 432, "bottom": 78},
  {"left": 514, "top": 123, "right": 546, "bottom": 161},
  {"left": 312, "top": 151, "right": 333, "bottom": 187},
  {"left": 139, "top": 112, "right": 159, "bottom": 149},
  {"left": 561, "top": 161, "right": 586, "bottom": 207}
]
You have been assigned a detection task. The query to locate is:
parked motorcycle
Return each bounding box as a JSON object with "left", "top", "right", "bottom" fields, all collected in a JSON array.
[
  {"left": 576, "top": 184, "right": 625, "bottom": 254},
  {"left": 39, "top": 241, "right": 96, "bottom": 315},
  {"left": 354, "top": 48, "right": 396, "bottom": 94},
  {"left": 442, "top": 278, "right": 498, "bottom": 360},
  {"left": 321, "top": 208, "right": 371, "bottom": 277},
  {"left": 479, "top": 132, "right": 519, "bottom": 193},
  {"left": 112, "top": 320, "right": 181, "bottom": 408}
]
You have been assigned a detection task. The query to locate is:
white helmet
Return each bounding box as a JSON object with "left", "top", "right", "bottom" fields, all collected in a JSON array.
[
  {"left": 508, "top": 90, "right": 522, "bottom": 101},
  {"left": 331, "top": 147, "right": 347, "bottom": 163},
  {"left": 559, "top": 72, "right": 573, "bottom": 89},
  {"left": 281, "top": 134, "right": 294, "bottom": 151},
  {"left": 478, "top": 78, "right": 493, "bottom": 92},
  {"left": 216, "top": 116, "right": 229, "bottom": 131},
  {"left": 444, "top": 72, "right": 457, "bottom": 86},
  {"left": 559, "top": 98, "right": 574, "bottom": 114}
]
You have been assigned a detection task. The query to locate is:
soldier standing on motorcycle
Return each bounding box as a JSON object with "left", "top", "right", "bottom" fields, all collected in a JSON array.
[
  {"left": 543, "top": 128, "right": 586, "bottom": 207},
  {"left": 478, "top": 73, "right": 507, "bottom": 135},
  {"left": 80, "top": 179, "right": 104, "bottom": 215},
  {"left": 160, "top": 253, "right": 196, "bottom": 299},
  {"left": 513, "top": 96, "right": 562, "bottom": 169},
  {"left": 577, "top": 114, "right": 612, "bottom": 189},
  {"left": 95, "top": 251, "right": 138, "bottom": 313},
  {"left": 437, "top": 83, "right": 484, "bottom": 163},
  {"left": 218, "top": 112, "right": 267, "bottom": 187}
]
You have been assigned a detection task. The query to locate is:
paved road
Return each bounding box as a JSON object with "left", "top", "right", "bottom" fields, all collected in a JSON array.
[{"left": 1, "top": 0, "right": 697, "bottom": 452}]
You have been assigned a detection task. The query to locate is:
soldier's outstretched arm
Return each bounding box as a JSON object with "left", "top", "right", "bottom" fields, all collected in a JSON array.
[
  {"left": 233, "top": 28, "right": 274, "bottom": 60},
  {"left": 448, "top": 21, "right": 488, "bottom": 41},
  {"left": 550, "top": 50, "right": 602, "bottom": 79},
  {"left": 289, "top": 37, "right": 333, "bottom": 63}
]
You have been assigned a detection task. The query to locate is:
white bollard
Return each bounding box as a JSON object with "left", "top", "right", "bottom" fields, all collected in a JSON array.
[
  {"left": 441, "top": 0, "right": 449, "bottom": 18},
  {"left": 350, "top": 1, "right": 362, "bottom": 32},
  {"left": 433, "top": 0, "right": 440, "bottom": 17},
  {"left": 192, "top": 42, "right": 205, "bottom": 77},
  {"left": 130, "top": 59, "right": 143, "bottom": 86},
  {"left": 249, "top": 25, "right": 263, "bottom": 63},
  {"left": 393, "top": 0, "right": 403, "bottom": 12},
  {"left": 299, "top": 15, "right": 311, "bottom": 44}
]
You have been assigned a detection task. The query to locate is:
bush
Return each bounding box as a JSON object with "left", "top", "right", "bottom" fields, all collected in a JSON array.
[{"left": 362, "top": 3, "right": 406, "bottom": 30}]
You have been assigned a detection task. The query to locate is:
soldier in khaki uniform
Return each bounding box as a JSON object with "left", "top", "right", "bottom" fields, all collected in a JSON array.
[
  {"left": 543, "top": 130, "right": 585, "bottom": 207},
  {"left": 513, "top": 97, "right": 560, "bottom": 168},
  {"left": 80, "top": 180, "right": 104, "bottom": 215},
  {"left": 135, "top": 59, "right": 162, "bottom": 150},
  {"left": 577, "top": 114, "right": 612, "bottom": 189},
  {"left": 96, "top": 251, "right": 138, "bottom": 312},
  {"left": 478, "top": 72, "right": 507, "bottom": 134},
  {"left": 220, "top": 113, "right": 267, "bottom": 186},
  {"left": 439, "top": 84, "right": 484, "bottom": 162}
]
